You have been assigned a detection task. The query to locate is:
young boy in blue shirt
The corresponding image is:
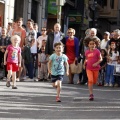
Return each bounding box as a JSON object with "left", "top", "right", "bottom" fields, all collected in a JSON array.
[{"left": 48, "top": 42, "right": 69, "bottom": 102}]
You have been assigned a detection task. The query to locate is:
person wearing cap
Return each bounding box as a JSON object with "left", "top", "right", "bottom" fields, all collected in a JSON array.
[{"left": 100, "top": 31, "right": 110, "bottom": 50}]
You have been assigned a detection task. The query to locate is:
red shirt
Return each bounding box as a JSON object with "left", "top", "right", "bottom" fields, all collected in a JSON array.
[
  {"left": 85, "top": 49, "right": 100, "bottom": 70},
  {"left": 66, "top": 39, "right": 75, "bottom": 64}
]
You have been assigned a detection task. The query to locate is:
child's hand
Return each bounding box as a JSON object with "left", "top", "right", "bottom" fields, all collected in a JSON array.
[
  {"left": 83, "top": 64, "right": 85, "bottom": 69},
  {"left": 66, "top": 71, "right": 69, "bottom": 76},
  {"left": 19, "top": 63, "right": 21, "bottom": 67},
  {"left": 4, "top": 61, "right": 7, "bottom": 65},
  {"left": 92, "top": 63, "right": 98, "bottom": 67},
  {"left": 48, "top": 69, "right": 51, "bottom": 74}
]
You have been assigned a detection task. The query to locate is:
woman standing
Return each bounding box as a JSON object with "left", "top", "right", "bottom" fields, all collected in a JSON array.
[{"left": 62, "top": 28, "right": 79, "bottom": 84}]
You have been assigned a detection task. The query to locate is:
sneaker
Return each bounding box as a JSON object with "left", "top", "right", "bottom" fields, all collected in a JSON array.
[
  {"left": 16, "top": 78, "right": 20, "bottom": 82},
  {"left": 109, "top": 83, "right": 113, "bottom": 87},
  {"left": 39, "top": 79, "right": 44, "bottom": 81},
  {"left": 3, "top": 77, "right": 7, "bottom": 81},
  {"left": 97, "top": 83, "right": 102, "bottom": 86},
  {"left": 89, "top": 94, "right": 94, "bottom": 101},
  {"left": 114, "top": 83, "right": 118, "bottom": 87},
  {"left": 12, "top": 86, "right": 18, "bottom": 89},
  {"left": 6, "top": 81, "right": 11, "bottom": 87},
  {"left": 34, "top": 78, "right": 38, "bottom": 82},
  {"left": 56, "top": 96, "right": 61, "bottom": 102},
  {"left": 43, "top": 79, "right": 48, "bottom": 82},
  {"left": 22, "top": 76, "right": 27, "bottom": 80},
  {"left": 104, "top": 83, "right": 109, "bottom": 86}
]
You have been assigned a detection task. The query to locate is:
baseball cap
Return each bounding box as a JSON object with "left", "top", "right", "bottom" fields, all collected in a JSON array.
[{"left": 104, "top": 31, "right": 110, "bottom": 36}]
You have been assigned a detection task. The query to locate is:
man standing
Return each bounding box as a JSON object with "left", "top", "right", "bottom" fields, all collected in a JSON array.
[
  {"left": 12, "top": 17, "right": 26, "bottom": 81},
  {"left": 45, "top": 23, "right": 64, "bottom": 55}
]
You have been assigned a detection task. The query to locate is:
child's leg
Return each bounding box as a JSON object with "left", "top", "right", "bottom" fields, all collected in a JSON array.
[
  {"left": 12, "top": 72, "right": 16, "bottom": 87},
  {"left": 86, "top": 69, "right": 94, "bottom": 95},
  {"left": 44, "top": 64, "right": 48, "bottom": 79},
  {"left": 56, "top": 80, "right": 62, "bottom": 97},
  {"left": 6, "top": 70, "right": 12, "bottom": 87},
  {"left": 7, "top": 70, "right": 12, "bottom": 81},
  {"left": 105, "top": 64, "right": 111, "bottom": 84},
  {"left": 40, "top": 64, "right": 44, "bottom": 80},
  {"left": 52, "top": 80, "right": 62, "bottom": 97}
]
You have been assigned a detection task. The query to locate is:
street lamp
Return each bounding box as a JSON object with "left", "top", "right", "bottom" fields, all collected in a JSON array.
[{"left": 56, "top": 0, "right": 66, "bottom": 25}]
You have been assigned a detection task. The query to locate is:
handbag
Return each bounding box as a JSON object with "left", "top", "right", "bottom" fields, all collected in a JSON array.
[
  {"left": 113, "top": 64, "right": 120, "bottom": 76},
  {"left": 70, "top": 61, "right": 82, "bottom": 74}
]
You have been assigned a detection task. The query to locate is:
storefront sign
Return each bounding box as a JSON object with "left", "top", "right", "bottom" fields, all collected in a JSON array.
[{"left": 48, "top": 0, "right": 57, "bottom": 15}]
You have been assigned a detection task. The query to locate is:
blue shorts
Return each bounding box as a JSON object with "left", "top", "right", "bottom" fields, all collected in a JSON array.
[{"left": 51, "top": 75, "right": 64, "bottom": 83}]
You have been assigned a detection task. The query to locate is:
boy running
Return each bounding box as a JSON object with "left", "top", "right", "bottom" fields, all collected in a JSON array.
[{"left": 48, "top": 42, "right": 69, "bottom": 102}]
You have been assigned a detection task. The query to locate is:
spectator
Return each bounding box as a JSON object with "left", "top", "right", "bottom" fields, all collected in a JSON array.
[
  {"left": 0, "top": 27, "right": 11, "bottom": 80},
  {"left": 100, "top": 31, "right": 110, "bottom": 50},
  {"left": 34, "top": 23, "right": 41, "bottom": 38},
  {"left": 45, "top": 23, "right": 64, "bottom": 55},
  {"left": 105, "top": 42, "right": 119, "bottom": 87},
  {"left": 62, "top": 28, "right": 79, "bottom": 84}
]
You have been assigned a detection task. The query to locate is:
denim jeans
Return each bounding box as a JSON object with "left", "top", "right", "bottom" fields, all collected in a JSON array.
[
  {"left": 25, "top": 63, "right": 34, "bottom": 79},
  {"left": 105, "top": 64, "right": 115, "bottom": 84}
]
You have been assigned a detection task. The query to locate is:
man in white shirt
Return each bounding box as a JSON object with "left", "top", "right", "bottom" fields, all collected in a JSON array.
[{"left": 100, "top": 31, "right": 110, "bottom": 50}]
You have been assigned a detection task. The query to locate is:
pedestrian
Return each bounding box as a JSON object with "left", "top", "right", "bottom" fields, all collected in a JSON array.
[
  {"left": 61, "top": 28, "right": 79, "bottom": 84},
  {"left": 26, "top": 19, "right": 38, "bottom": 80},
  {"left": 22, "top": 37, "right": 34, "bottom": 81},
  {"left": 105, "top": 42, "right": 119, "bottom": 87},
  {"left": 48, "top": 42, "right": 69, "bottom": 102},
  {"left": 12, "top": 17, "right": 26, "bottom": 81},
  {"left": 4, "top": 35, "right": 21, "bottom": 89},
  {"left": 45, "top": 23, "right": 64, "bottom": 55},
  {"left": 38, "top": 45, "right": 48, "bottom": 81},
  {"left": 100, "top": 31, "right": 110, "bottom": 50},
  {"left": 0, "top": 27, "right": 11, "bottom": 80},
  {"left": 83, "top": 38, "right": 102, "bottom": 101},
  {"left": 97, "top": 49, "right": 107, "bottom": 86}
]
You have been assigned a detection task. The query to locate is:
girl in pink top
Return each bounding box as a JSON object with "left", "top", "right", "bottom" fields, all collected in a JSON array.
[
  {"left": 83, "top": 38, "right": 102, "bottom": 101},
  {"left": 4, "top": 35, "right": 21, "bottom": 89}
]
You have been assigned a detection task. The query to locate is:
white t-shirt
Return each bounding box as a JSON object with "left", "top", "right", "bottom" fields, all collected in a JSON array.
[
  {"left": 37, "top": 35, "right": 47, "bottom": 49},
  {"left": 27, "top": 30, "right": 37, "bottom": 53},
  {"left": 108, "top": 50, "right": 119, "bottom": 65},
  {"left": 100, "top": 39, "right": 110, "bottom": 49}
]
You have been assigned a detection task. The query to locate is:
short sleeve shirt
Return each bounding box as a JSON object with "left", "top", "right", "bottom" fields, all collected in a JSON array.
[
  {"left": 49, "top": 53, "right": 68, "bottom": 75},
  {"left": 85, "top": 49, "right": 101, "bottom": 70},
  {"left": 7, "top": 45, "right": 21, "bottom": 63}
]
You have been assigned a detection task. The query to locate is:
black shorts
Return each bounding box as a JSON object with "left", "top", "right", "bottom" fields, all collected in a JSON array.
[{"left": 51, "top": 75, "right": 64, "bottom": 83}]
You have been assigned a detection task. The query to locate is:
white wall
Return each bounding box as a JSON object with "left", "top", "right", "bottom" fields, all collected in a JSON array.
[{"left": 4, "top": 0, "right": 15, "bottom": 27}]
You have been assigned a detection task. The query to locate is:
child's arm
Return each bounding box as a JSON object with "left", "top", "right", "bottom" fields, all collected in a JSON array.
[
  {"left": 93, "top": 54, "right": 102, "bottom": 67},
  {"left": 101, "top": 63, "right": 107, "bottom": 69},
  {"left": 65, "top": 61, "right": 69, "bottom": 76},
  {"left": 83, "top": 59, "right": 87, "bottom": 69},
  {"left": 48, "top": 59, "right": 52, "bottom": 74},
  {"left": 4, "top": 50, "right": 8, "bottom": 65}
]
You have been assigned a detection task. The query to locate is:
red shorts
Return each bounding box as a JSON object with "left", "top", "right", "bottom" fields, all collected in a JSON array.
[{"left": 7, "top": 62, "right": 19, "bottom": 72}]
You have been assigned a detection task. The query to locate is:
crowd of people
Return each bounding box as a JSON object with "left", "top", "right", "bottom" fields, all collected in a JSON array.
[{"left": 0, "top": 17, "right": 120, "bottom": 102}]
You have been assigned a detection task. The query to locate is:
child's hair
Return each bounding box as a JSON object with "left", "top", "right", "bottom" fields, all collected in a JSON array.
[
  {"left": 100, "top": 49, "right": 107, "bottom": 57},
  {"left": 85, "top": 37, "right": 99, "bottom": 47},
  {"left": 11, "top": 35, "right": 21, "bottom": 44},
  {"left": 54, "top": 42, "right": 64, "bottom": 48},
  {"left": 109, "top": 42, "right": 117, "bottom": 56}
]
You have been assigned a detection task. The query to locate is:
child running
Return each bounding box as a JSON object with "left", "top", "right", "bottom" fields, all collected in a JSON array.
[
  {"left": 4, "top": 35, "right": 21, "bottom": 89},
  {"left": 83, "top": 38, "right": 102, "bottom": 101},
  {"left": 48, "top": 42, "right": 69, "bottom": 102}
]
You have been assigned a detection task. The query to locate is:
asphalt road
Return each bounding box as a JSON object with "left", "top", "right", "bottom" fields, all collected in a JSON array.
[{"left": 0, "top": 76, "right": 120, "bottom": 120}]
